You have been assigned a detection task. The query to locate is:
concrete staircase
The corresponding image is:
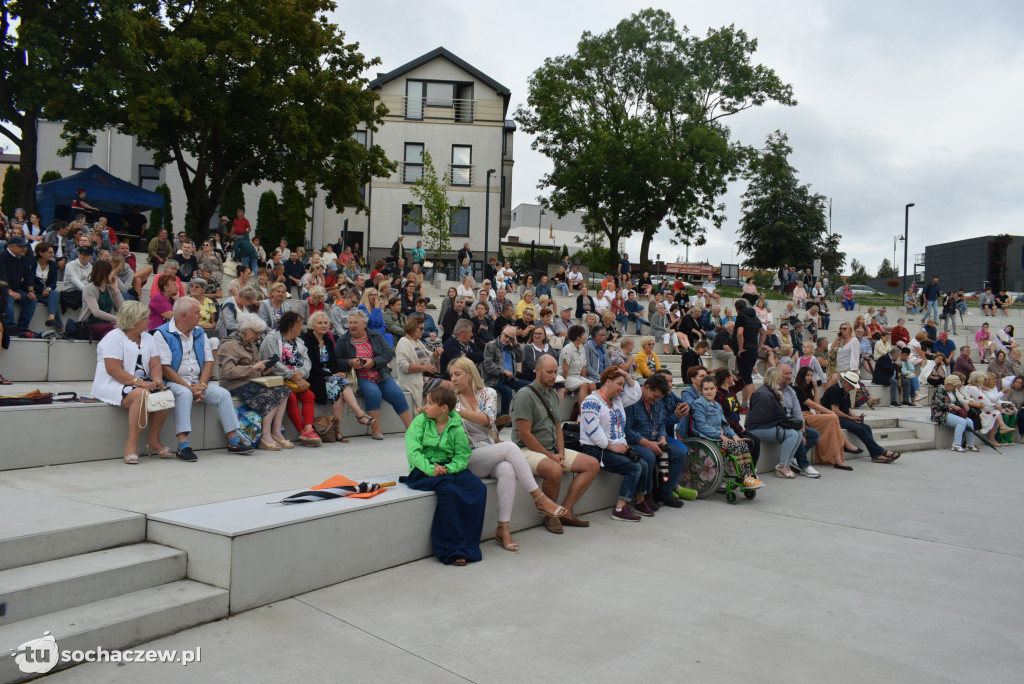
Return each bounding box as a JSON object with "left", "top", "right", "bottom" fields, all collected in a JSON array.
[{"left": 0, "top": 493, "right": 228, "bottom": 682}]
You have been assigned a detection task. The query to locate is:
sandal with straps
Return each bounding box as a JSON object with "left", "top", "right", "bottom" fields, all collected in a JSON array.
[
  {"left": 494, "top": 522, "right": 519, "bottom": 552},
  {"left": 357, "top": 412, "right": 377, "bottom": 426},
  {"left": 335, "top": 430, "right": 350, "bottom": 443},
  {"left": 0, "top": 374, "right": 12, "bottom": 385},
  {"left": 533, "top": 493, "right": 567, "bottom": 519}
]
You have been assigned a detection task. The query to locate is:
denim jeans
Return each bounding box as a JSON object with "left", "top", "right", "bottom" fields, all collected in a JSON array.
[
  {"left": 943, "top": 413, "right": 975, "bottom": 447},
  {"left": 626, "top": 314, "right": 649, "bottom": 334},
  {"left": 493, "top": 377, "right": 529, "bottom": 416},
  {"left": 926, "top": 299, "right": 939, "bottom": 323},
  {"left": 6, "top": 290, "right": 37, "bottom": 330},
  {"left": 745, "top": 426, "right": 802, "bottom": 467},
  {"left": 631, "top": 441, "right": 687, "bottom": 500},
  {"left": 820, "top": 314, "right": 830, "bottom": 330},
  {"left": 554, "top": 282, "right": 569, "bottom": 297},
  {"left": 242, "top": 256, "right": 259, "bottom": 273},
  {"left": 42, "top": 289, "right": 62, "bottom": 328},
  {"left": 167, "top": 382, "right": 240, "bottom": 436},
  {"left": 581, "top": 443, "right": 651, "bottom": 500},
  {"left": 793, "top": 426, "right": 819, "bottom": 469},
  {"left": 356, "top": 377, "right": 410, "bottom": 414},
  {"left": 838, "top": 418, "right": 885, "bottom": 457}
]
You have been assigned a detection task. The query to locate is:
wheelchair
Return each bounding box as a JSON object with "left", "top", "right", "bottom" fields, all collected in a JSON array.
[{"left": 679, "top": 436, "right": 758, "bottom": 504}]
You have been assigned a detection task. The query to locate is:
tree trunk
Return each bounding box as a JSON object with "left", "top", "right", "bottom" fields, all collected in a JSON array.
[
  {"left": 18, "top": 111, "right": 38, "bottom": 215},
  {"left": 639, "top": 230, "right": 653, "bottom": 272}
]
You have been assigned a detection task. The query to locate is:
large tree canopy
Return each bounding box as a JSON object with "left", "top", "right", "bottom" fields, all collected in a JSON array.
[
  {"left": 516, "top": 8, "right": 794, "bottom": 269},
  {"left": 66, "top": 0, "right": 394, "bottom": 236},
  {"left": 736, "top": 131, "right": 844, "bottom": 273}
]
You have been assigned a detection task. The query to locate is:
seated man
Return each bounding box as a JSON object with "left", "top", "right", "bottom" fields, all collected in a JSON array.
[
  {"left": 623, "top": 290, "right": 649, "bottom": 334},
  {"left": 624, "top": 372, "right": 688, "bottom": 507},
  {"left": 0, "top": 236, "right": 37, "bottom": 333},
  {"left": 440, "top": 319, "right": 484, "bottom": 379},
  {"left": 873, "top": 345, "right": 911, "bottom": 407},
  {"left": 708, "top": 321, "right": 736, "bottom": 371},
  {"left": 979, "top": 288, "right": 996, "bottom": 316},
  {"left": 483, "top": 325, "right": 529, "bottom": 417},
  {"left": 567, "top": 265, "right": 584, "bottom": 291},
  {"left": 855, "top": 327, "right": 875, "bottom": 373},
  {"left": 512, "top": 355, "right": 601, "bottom": 533},
  {"left": 154, "top": 296, "right": 254, "bottom": 461},
  {"left": 823, "top": 370, "right": 902, "bottom": 463}
]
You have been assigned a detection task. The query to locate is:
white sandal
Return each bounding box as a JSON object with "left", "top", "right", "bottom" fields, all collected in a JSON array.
[{"left": 123, "top": 453, "right": 139, "bottom": 464}]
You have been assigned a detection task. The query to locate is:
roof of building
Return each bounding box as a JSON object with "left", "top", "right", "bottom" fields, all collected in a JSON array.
[{"left": 368, "top": 47, "right": 511, "bottom": 110}]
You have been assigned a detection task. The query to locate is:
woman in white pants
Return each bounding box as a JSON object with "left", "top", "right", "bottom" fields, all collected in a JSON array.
[{"left": 448, "top": 357, "right": 567, "bottom": 552}]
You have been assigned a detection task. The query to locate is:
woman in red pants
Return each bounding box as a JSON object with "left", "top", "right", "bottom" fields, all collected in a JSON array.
[{"left": 260, "top": 311, "right": 321, "bottom": 446}]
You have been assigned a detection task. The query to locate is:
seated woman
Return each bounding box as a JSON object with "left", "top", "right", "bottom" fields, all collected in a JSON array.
[
  {"left": 148, "top": 259, "right": 185, "bottom": 299},
  {"left": 561, "top": 324, "right": 595, "bottom": 410},
  {"left": 988, "top": 349, "right": 1012, "bottom": 382},
  {"left": 690, "top": 374, "right": 764, "bottom": 488},
  {"left": 219, "top": 313, "right": 292, "bottom": 451},
  {"left": 521, "top": 325, "right": 560, "bottom": 384},
  {"left": 261, "top": 311, "right": 322, "bottom": 447},
  {"left": 792, "top": 281, "right": 808, "bottom": 309},
  {"left": 449, "top": 357, "right": 567, "bottom": 552},
  {"left": 741, "top": 277, "right": 759, "bottom": 306},
  {"left": 409, "top": 297, "right": 441, "bottom": 351},
  {"left": 793, "top": 366, "right": 856, "bottom": 469},
  {"left": 302, "top": 310, "right": 375, "bottom": 440},
  {"left": 931, "top": 375, "right": 978, "bottom": 452},
  {"left": 358, "top": 287, "right": 391, "bottom": 346},
  {"left": 335, "top": 309, "right": 413, "bottom": 439},
  {"left": 873, "top": 332, "right": 893, "bottom": 360},
  {"left": 404, "top": 386, "right": 487, "bottom": 566},
  {"left": 841, "top": 283, "right": 856, "bottom": 311},
  {"left": 383, "top": 295, "right": 407, "bottom": 342},
  {"left": 599, "top": 310, "right": 622, "bottom": 343},
  {"left": 295, "top": 286, "right": 333, "bottom": 325},
  {"left": 580, "top": 367, "right": 653, "bottom": 522},
  {"left": 753, "top": 297, "right": 773, "bottom": 328},
  {"left": 610, "top": 337, "right": 638, "bottom": 379},
  {"left": 456, "top": 274, "right": 475, "bottom": 299},
  {"left": 975, "top": 322, "right": 993, "bottom": 363},
  {"left": 635, "top": 336, "right": 662, "bottom": 378},
  {"left": 33, "top": 242, "right": 63, "bottom": 332},
  {"left": 258, "top": 283, "right": 292, "bottom": 331},
  {"left": 394, "top": 316, "right": 441, "bottom": 413},
  {"left": 400, "top": 281, "right": 419, "bottom": 316},
  {"left": 470, "top": 301, "right": 494, "bottom": 345},
  {"left": 458, "top": 258, "right": 472, "bottom": 282},
  {"left": 963, "top": 370, "right": 1013, "bottom": 442},
  {"left": 147, "top": 273, "right": 177, "bottom": 331},
  {"left": 651, "top": 302, "right": 683, "bottom": 355},
  {"left": 75, "top": 258, "right": 124, "bottom": 339},
  {"left": 90, "top": 301, "right": 171, "bottom": 463},
  {"left": 928, "top": 353, "right": 950, "bottom": 387}
]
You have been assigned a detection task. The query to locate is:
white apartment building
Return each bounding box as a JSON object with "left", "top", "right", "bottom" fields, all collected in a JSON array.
[
  {"left": 30, "top": 47, "right": 514, "bottom": 267},
  {"left": 505, "top": 202, "right": 588, "bottom": 255}
]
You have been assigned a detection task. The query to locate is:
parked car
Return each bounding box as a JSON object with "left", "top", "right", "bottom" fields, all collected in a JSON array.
[{"left": 834, "top": 284, "right": 878, "bottom": 297}]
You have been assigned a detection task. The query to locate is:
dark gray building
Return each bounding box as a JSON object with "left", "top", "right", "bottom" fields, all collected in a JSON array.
[{"left": 924, "top": 235, "right": 1023, "bottom": 292}]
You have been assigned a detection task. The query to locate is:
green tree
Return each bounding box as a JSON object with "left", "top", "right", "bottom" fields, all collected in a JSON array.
[
  {"left": 876, "top": 258, "right": 899, "bottom": 279},
  {"left": 280, "top": 181, "right": 310, "bottom": 249},
  {"left": 1, "top": 0, "right": 128, "bottom": 212},
  {"left": 74, "top": 0, "right": 395, "bottom": 239},
  {"left": 1, "top": 165, "right": 20, "bottom": 214},
  {"left": 848, "top": 259, "right": 870, "bottom": 285},
  {"left": 147, "top": 183, "right": 172, "bottom": 238},
  {"left": 736, "top": 132, "right": 841, "bottom": 271},
  {"left": 218, "top": 182, "right": 246, "bottom": 230},
  {"left": 256, "top": 191, "right": 280, "bottom": 245},
  {"left": 408, "top": 149, "right": 465, "bottom": 262},
  {"left": 39, "top": 170, "right": 62, "bottom": 183},
  {"left": 516, "top": 9, "right": 795, "bottom": 270},
  {"left": 817, "top": 231, "right": 847, "bottom": 277}
]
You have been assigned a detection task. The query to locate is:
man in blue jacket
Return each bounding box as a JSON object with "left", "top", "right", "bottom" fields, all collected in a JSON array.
[
  {"left": 922, "top": 276, "right": 942, "bottom": 324},
  {"left": 0, "top": 236, "right": 37, "bottom": 333}
]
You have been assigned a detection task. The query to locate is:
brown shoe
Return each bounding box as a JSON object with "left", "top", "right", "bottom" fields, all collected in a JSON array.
[
  {"left": 559, "top": 515, "right": 590, "bottom": 528},
  {"left": 543, "top": 516, "right": 564, "bottom": 534}
]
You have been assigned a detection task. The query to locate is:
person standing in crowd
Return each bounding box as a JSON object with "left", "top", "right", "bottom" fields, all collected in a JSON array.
[
  {"left": 231, "top": 208, "right": 251, "bottom": 236},
  {"left": 733, "top": 299, "right": 764, "bottom": 407},
  {"left": 148, "top": 228, "right": 172, "bottom": 268}
]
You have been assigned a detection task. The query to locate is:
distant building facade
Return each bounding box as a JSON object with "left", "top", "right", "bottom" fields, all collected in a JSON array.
[
  {"left": 505, "top": 203, "right": 588, "bottom": 256},
  {"left": 924, "top": 235, "right": 1024, "bottom": 292}
]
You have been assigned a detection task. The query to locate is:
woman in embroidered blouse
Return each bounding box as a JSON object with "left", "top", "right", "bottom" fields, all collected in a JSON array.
[
  {"left": 301, "top": 311, "right": 374, "bottom": 441},
  {"left": 258, "top": 282, "right": 291, "bottom": 331},
  {"left": 792, "top": 281, "right": 808, "bottom": 309},
  {"left": 261, "top": 311, "right": 322, "bottom": 447},
  {"left": 580, "top": 367, "right": 650, "bottom": 522},
  {"left": 449, "top": 358, "right": 567, "bottom": 552}
]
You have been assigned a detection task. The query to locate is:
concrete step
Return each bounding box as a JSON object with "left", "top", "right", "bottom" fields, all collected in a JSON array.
[
  {"left": 0, "top": 580, "right": 228, "bottom": 683},
  {"left": 874, "top": 437, "right": 935, "bottom": 453},
  {"left": 0, "top": 543, "right": 186, "bottom": 626}
]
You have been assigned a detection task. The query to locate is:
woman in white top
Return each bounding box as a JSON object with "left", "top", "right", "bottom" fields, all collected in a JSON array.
[
  {"left": 26, "top": 211, "right": 46, "bottom": 242},
  {"left": 394, "top": 316, "right": 440, "bottom": 412},
  {"left": 456, "top": 275, "right": 475, "bottom": 299},
  {"left": 594, "top": 288, "right": 611, "bottom": 313},
  {"left": 258, "top": 282, "right": 291, "bottom": 331},
  {"left": 449, "top": 357, "right": 566, "bottom": 552},
  {"left": 561, "top": 324, "right": 595, "bottom": 412},
  {"left": 90, "top": 301, "right": 171, "bottom": 464}
]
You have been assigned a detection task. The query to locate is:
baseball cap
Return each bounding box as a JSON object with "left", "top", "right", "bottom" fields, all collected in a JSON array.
[
  {"left": 7, "top": 235, "right": 27, "bottom": 247},
  {"left": 938, "top": 332, "right": 948, "bottom": 339},
  {"left": 560, "top": 305, "right": 573, "bottom": 313}
]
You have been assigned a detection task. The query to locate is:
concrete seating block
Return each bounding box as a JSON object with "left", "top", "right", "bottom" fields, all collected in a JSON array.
[
  {"left": 47, "top": 338, "right": 100, "bottom": 382},
  {"left": 0, "top": 339, "right": 49, "bottom": 382}
]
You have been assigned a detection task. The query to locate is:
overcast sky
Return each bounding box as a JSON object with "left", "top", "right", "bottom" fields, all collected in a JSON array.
[{"left": 336, "top": 0, "right": 1024, "bottom": 275}]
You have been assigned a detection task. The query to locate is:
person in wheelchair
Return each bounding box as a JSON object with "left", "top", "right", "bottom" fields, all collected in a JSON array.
[{"left": 688, "top": 375, "right": 764, "bottom": 489}]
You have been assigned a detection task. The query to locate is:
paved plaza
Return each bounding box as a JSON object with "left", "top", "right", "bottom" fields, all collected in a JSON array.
[{"left": 30, "top": 438, "right": 1024, "bottom": 684}]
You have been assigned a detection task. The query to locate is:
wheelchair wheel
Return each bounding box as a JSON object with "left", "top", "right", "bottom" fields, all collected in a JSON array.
[
  {"left": 679, "top": 438, "right": 725, "bottom": 499},
  {"left": 726, "top": 489, "right": 737, "bottom": 504},
  {"left": 743, "top": 489, "right": 757, "bottom": 500}
]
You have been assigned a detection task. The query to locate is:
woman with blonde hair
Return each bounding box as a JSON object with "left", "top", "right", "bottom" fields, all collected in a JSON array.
[
  {"left": 449, "top": 357, "right": 567, "bottom": 551},
  {"left": 258, "top": 282, "right": 291, "bottom": 331},
  {"left": 357, "top": 287, "right": 390, "bottom": 344},
  {"left": 635, "top": 336, "right": 662, "bottom": 378}
]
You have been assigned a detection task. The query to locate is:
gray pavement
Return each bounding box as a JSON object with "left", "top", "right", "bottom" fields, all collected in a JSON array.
[{"left": 42, "top": 444, "right": 1024, "bottom": 684}]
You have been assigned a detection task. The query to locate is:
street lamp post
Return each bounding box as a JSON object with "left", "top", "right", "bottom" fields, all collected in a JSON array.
[
  {"left": 893, "top": 235, "right": 904, "bottom": 281},
  {"left": 903, "top": 203, "right": 915, "bottom": 290},
  {"left": 484, "top": 169, "right": 495, "bottom": 280}
]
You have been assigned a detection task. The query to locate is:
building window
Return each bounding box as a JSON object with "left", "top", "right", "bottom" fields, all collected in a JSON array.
[
  {"left": 72, "top": 144, "right": 93, "bottom": 169},
  {"left": 450, "top": 206, "right": 470, "bottom": 237},
  {"left": 426, "top": 81, "right": 453, "bottom": 107},
  {"left": 403, "top": 143, "right": 424, "bottom": 184},
  {"left": 402, "top": 204, "right": 422, "bottom": 235},
  {"left": 451, "top": 145, "right": 471, "bottom": 186},
  {"left": 405, "top": 80, "right": 423, "bottom": 120},
  {"left": 138, "top": 164, "right": 160, "bottom": 192}
]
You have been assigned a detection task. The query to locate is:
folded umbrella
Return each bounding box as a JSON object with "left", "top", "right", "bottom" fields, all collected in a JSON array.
[{"left": 268, "top": 474, "right": 395, "bottom": 504}]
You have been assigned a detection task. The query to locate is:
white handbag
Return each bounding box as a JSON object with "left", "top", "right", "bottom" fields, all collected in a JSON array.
[{"left": 146, "top": 389, "right": 176, "bottom": 412}]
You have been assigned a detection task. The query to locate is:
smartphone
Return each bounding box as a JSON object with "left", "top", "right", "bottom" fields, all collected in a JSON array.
[{"left": 266, "top": 353, "right": 280, "bottom": 366}]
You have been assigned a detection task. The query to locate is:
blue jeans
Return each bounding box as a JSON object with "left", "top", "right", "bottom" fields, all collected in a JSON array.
[
  {"left": 6, "top": 290, "right": 37, "bottom": 330},
  {"left": 167, "top": 382, "right": 240, "bottom": 437},
  {"left": 838, "top": 418, "right": 884, "bottom": 457},
  {"left": 626, "top": 314, "right": 649, "bottom": 334},
  {"left": 820, "top": 314, "right": 830, "bottom": 330},
  {"left": 631, "top": 440, "right": 687, "bottom": 500},
  {"left": 943, "top": 413, "right": 975, "bottom": 447},
  {"left": 926, "top": 299, "right": 939, "bottom": 322},
  {"left": 42, "top": 289, "right": 63, "bottom": 328},
  {"left": 554, "top": 282, "right": 569, "bottom": 297},
  {"left": 493, "top": 377, "right": 529, "bottom": 416},
  {"left": 793, "top": 426, "right": 819, "bottom": 469},
  {"left": 745, "top": 426, "right": 802, "bottom": 468},
  {"left": 356, "top": 377, "right": 410, "bottom": 414},
  {"left": 242, "top": 256, "right": 258, "bottom": 273},
  {"left": 581, "top": 443, "right": 651, "bottom": 501}
]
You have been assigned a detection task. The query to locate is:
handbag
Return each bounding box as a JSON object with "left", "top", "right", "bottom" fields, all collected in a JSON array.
[
  {"left": 312, "top": 415, "right": 339, "bottom": 443},
  {"left": 145, "top": 389, "right": 175, "bottom": 412},
  {"left": 235, "top": 405, "right": 263, "bottom": 444},
  {"left": 283, "top": 378, "right": 303, "bottom": 393}
]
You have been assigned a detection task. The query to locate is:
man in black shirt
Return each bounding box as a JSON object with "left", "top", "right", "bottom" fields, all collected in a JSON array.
[
  {"left": 733, "top": 299, "right": 764, "bottom": 406},
  {"left": 822, "top": 371, "right": 900, "bottom": 462},
  {"left": 439, "top": 319, "right": 484, "bottom": 379}
]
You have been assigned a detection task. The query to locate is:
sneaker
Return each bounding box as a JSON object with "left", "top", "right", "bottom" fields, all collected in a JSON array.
[
  {"left": 742, "top": 475, "right": 765, "bottom": 489},
  {"left": 176, "top": 446, "right": 198, "bottom": 462},
  {"left": 799, "top": 465, "right": 821, "bottom": 478},
  {"left": 789, "top": 463, "right": 802, "bottom": 475},
  {"left": 674, "top": 486, "right": 698, "bottom": 500},
  {"left": 658, "top": 496, "right": 684, "bottom": 508},
  {"left": 611, "top": 505, "right": 641, "bottom": 522},
  {"left": 228, "top": 440, "right": 255, "bottom": 455},
  {"left": 298, "top": 429, "right": 323, "bottom": 446},
  {"left": 634, "top": 501, "right": 656, "bottom": 517}
]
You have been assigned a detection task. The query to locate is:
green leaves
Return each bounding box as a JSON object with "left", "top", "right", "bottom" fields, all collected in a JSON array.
[{"left": 408, "top": 149, "right": 464, "bottom": 259}]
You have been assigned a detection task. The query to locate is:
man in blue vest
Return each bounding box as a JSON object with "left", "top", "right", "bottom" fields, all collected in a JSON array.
[{"left": 153, "top": 296, "right": 253, "bottom": 461}]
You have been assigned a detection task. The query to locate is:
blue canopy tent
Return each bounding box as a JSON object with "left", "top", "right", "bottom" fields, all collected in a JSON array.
[{"left": 35, "top": 165, "right": 165, "bottom": 226}]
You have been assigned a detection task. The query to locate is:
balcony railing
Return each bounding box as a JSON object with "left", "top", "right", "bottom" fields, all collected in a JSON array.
[
  {"left": 395, "top": 162, "right": 475, "bottom": 186},
  {"left": 379, "top": 95, "right": 505, "bottom": 124}
]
